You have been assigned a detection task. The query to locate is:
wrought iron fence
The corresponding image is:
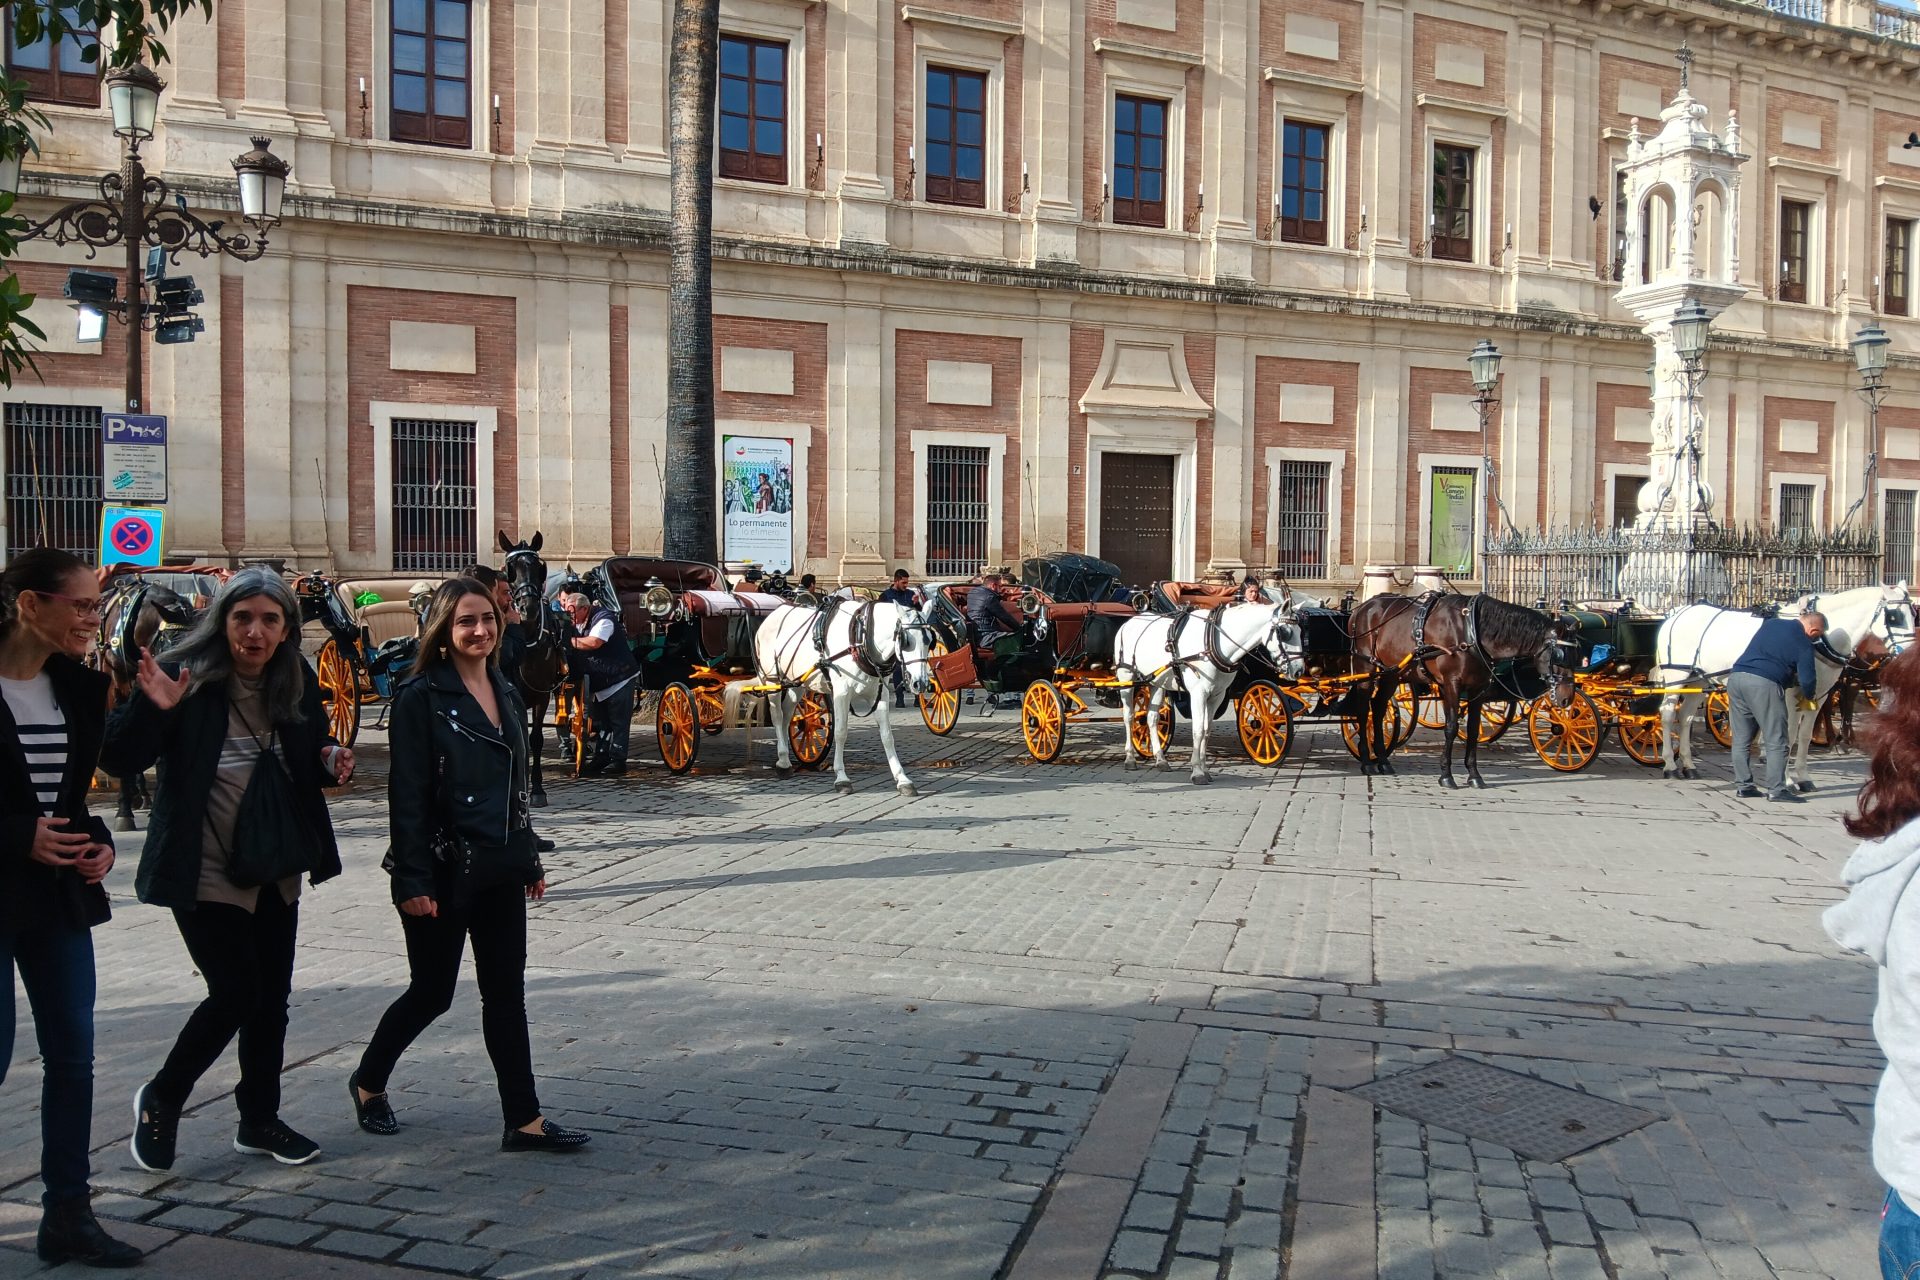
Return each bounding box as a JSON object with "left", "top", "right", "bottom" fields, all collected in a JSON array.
[{"left": 1484, "top": 524, "right": 1883, "bottom": 615}]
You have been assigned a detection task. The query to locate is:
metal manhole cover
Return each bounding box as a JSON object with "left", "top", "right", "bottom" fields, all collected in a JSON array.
[{"left": 1345, "top": 1056, "right": 1661, "bottom": 1162}]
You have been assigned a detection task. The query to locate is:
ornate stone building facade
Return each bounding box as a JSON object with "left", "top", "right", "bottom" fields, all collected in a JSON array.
[{"left": 5, "top": 0, "right": 1920, "bottom": 586}]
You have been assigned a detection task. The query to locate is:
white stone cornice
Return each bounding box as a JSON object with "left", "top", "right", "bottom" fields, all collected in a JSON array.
[
  {"left": 1261, "top": 66, "right": 1364, "bottom": 96},
  {"left": 1766, "top": 155, "right": 1843, "bottom": 178},
  {"left": 1414, "top": 91, "right": 1510, "bottom": 120},
  {"left": 900, "top": 5, "right": 1022, "bottom": 37},
  {"left": 1092, "top": 36, "right": 1204, "bottom": 67}
]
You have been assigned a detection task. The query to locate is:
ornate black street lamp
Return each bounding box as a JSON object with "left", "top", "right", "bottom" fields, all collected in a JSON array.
[
  {"left": 2, "top": 62, "right": 289, "bottom": 411},
  {"left": 1842, "top": 321, "right": 1892, "bottom": 536}
]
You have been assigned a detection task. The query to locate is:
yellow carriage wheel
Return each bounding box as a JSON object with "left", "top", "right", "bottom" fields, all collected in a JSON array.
[
  {"left": 1128, "top": 686, "right": 1176, "bottom": 758},
  {"left": 919, "top": 642, "right": 960, "bottom": 736},
  {"left": 1526, "top": 690, "right": 1603, "bottom": 772},
  {"left": 1617, "top": 717, "right": 1666, "bottom": 767},
  {"left": 566, "top": 686, "right": 590, "bottom": 774},
  {"left": 1457, "top": 698, "right": 1515, "bottom": 745},
  {"left": 657, "top": 682, "right": 700, "bottom": 774},
  {"left": 1236, "top": 680, "right": 1293, "bottom": 767},
  {"left": 789, "top": 689, "right": 834, "bottom": 769},
  {"left": 1340, "top": 693, "right": 1412, "bottom": 760},
  {"left": 1704, "top": 689, "right": 1733, "bottom": 748},
  {"left": 315, "top": 639, "right": 362, "bottom": 748},
  {"left": 697, "top": 684, "right": 727, "bottom": 735},
  {"left": 1022, "top": 681, "right": 1066, "bottom": 763},
  {"left": 1401, "top": 685, "right": 1446, "bottom": 731}
]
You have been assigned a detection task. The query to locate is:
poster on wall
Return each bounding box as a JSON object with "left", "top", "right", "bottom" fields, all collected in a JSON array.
[
  {"left": 1429, "top": 470, "right": 1476, "bottom": 575},
  {"left": 721, "top": 435, "right": 795, "bottom": 571}
]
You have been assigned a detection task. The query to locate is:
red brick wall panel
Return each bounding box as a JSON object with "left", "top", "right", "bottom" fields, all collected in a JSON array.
[
  {"left": 218, "top": 0, "right": 245, "bottom": 102},
  {"left": 1760, "top": 395, "right": 1834, "bottom": 524},
  {"left": 1251, "top": 356, "right": 1359, "bottom": 571},
  {"left": 1404, "top": 366, "right": 1500, "bottom": 563},
  {"left": 892, "top": 331, "right": 1023, "bottom": 565},
  {"left": 344, "top": 287, "right": 518, "bottom": 558},
  {"left": 712, "top": 316, "right": 829, "bottom": 558},
  {"left": 1409, "top": 17, "right": 1506, "bottom": 263},
  {"left": 1593, "top": 382, "right": 1651, "bottom": 520},
  {"left": 1184, "top": 334, "right": 1214, "bottom": 565},
  {"left": 489, "top": 0, "right": 515, "bottom": 154},
  {"left": 1067, "top": 325, "right": 1102, "bottom": 547},
  {"left": 606, "top": 0, "right": 629, "bottom": 148}
]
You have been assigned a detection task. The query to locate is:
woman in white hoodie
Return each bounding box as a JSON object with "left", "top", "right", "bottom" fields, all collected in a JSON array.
[{"left": 1824, "top": 643, "right": 1920, "bottom": 1278}]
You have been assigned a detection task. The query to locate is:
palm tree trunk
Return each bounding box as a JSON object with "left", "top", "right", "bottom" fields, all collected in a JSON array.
[{"left": 665, "top": 0, "right": 719, "bottom": 563}]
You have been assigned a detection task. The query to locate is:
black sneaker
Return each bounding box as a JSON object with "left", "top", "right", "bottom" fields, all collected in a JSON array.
[
  {"left": 501, "top": 1118, "right": 592, "bottom": 1153},
  {"left": 130, "top": 1082, "right": 178, "bottom": 1172},
  {"left": 1733, "top": 784, "right": 1763, "bottom": 798},
  {"left": 234, "top": 1118, "right": 321, "bottom": 1165}
]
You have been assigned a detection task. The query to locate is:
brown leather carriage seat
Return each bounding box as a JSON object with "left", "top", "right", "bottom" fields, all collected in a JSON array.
[
  {"left": 1154, "top": 580, "right": 1237, "bottom": 612},
  {"left": 1046, "top": 600, "right": 1137, "bottom": 668},
  {"left": 942, "top": 583, "right": 1038, "bottom": 664}
]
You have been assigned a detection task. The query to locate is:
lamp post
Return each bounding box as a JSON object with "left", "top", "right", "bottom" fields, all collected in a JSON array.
[
  {"left": 1467, "top": 338, "right": 1511, "bottom": 562},
  {"left": 1668, "top": 298, "right": 1712, "bottom": 526},
  {"left": 1843, "top": 321, "right": 1892, "bottom": 538},
  {"left": 2, "top": 63, "right": 289, "bottom": 412}
]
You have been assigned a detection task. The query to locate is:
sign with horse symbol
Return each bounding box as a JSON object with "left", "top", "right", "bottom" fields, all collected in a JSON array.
[{"left": 102, "top": 413, "right": 169, "bottom": 503}]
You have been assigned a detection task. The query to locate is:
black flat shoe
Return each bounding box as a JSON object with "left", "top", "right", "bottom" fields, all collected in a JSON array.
[
  {"left": 349, "top": 1072, "right": 399, "bottom": 1136},
  {"left": 37, "top": 1199, "right": 142, "bottom": 1268},
  {"left": 501, "top": 1118, "right": 591, "bottom": 1152},
  {"left": 535, "top": 837, "right": 556, "bottom": 853}
]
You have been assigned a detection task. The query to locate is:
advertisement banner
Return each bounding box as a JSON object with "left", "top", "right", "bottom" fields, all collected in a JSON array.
[
  {"left": 721, "top": 435, "right": 795, "bottom": 571},
  {"left": 1430, "top": 470, "right": 1476, "bottom": 575}
]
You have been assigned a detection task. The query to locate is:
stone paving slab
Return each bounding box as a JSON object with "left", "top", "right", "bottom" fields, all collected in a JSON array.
[{"left": 0, "top": 714, "right": 1889, "bottom": 1278}]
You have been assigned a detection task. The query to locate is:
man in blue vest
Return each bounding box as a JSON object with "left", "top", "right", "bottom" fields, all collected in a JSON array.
[
  {"left": 563, "top": 590, "right": 642, "bottom": 777},
  {"left": 1727, "top": 609, "right": 1827, "bottom": 803}
]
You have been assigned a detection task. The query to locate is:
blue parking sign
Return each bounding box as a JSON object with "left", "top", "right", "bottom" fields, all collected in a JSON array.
[{"left": 99, "top": 506, "right": 165, "bottom": 568}]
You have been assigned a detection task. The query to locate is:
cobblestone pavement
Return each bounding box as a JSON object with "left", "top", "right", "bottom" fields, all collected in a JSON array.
[{"left": 0, "top": 707, "right": 1888, "bottom": 1278}]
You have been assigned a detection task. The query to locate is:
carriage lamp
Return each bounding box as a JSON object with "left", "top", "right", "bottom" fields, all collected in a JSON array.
[
  {"left": 105, "top": 63, "right": 163, "bottom": 142},
  {"left": 1467, "top": 339, "right": 1503, "bottom": 395},
  {"left": 1853, "top": 322, "right": 1892, "bottom": 389},
  {"left": 644, "top": 584, "right": 675, "bottom": 619},
  {"left": 1671, "top": 300, "right": 1713, "bottom": 369}
]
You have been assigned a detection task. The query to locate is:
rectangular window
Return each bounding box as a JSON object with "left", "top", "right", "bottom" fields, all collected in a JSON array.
[
  {"left": 1430, "top": 143, "right": 1475, "bottom": 263},
  {"left": 1111, "top": 93, "right": 1167, "bottom": 228},
  {"left": 718, "top": 35, "right": 788, "bottom": 185},
  {"left": 1889, "top": 218, "right": 1913, "bottom": 317},
  {"left": 924, "top": 66, "right": 987, "bottom": 208},
  {"left": 925, "top": 444, "right": 989, "bottom": 578},
  {"left": 1612, "top": 475, "right": 1648, "bottom": 528},
  {"left": 1888, "top": 489, "right": 1917, "bottom": 585},
  {"left": 1779, "top": 199, "right": 1811, "bottom": 304},
  {"left": 5, "top": 402, "right": 101, "bottom": 563},
  {"left": 391, "top": 0, "right": 471, "bottom": 148},
  {"left": 1273, "top": 460, "right": 1330, "bottom": 577},
  {"left": 1778, "top": 482, "right": 1816, "bottom": 536},
  {"left": 392, "top": 417, "right": 477, "bottom": 572},
  {"left": 1611, "top": 166, "right": 1629, "bottom": 282},
  {"left": 1278, "top": 120, "right": 1329, "bottom": 246},
  {"left": 6, "top": 5, "right": 99, "bottom": 107}
]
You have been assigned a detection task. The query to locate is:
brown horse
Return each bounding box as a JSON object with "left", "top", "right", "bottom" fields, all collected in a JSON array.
[
  {"left": 1350, "top": 591, "right": 1576, "bottom": 788},
  {"left": 498, "top": 531, "right": 568, "bottom": 806}
]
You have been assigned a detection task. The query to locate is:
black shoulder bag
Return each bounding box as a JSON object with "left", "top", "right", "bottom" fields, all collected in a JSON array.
[{"left": 221, "top": 716, "right": 324, "bottom": 890}]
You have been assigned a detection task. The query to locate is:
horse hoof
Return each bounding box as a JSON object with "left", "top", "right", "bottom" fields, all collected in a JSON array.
[
  {"left": 897, "top": 783, "right": 918, "bottom": 797},
  {"left": 1797, "top": 780, "right": 1816, "bottom": 794},
  {"left": 773, "top": 765, "right": 792, "bottom": 778},
  {"left": 1663, "top": 769, "right": 1677, "bottom": 780},
  {"left": 834, "top": 783, "right": 853, "bottom": 795},
  {"left": 1380, "top": 762, "right": 1396, "bottom": 776},
  {"left": 1123, "top": 758, "right": 1138, "bottom": 772},
  {"left": 1468, "top": 776, "right": 1487, "bottom": 790},
  {"left": 530, "top": 793, "right": 548, "bottom": 809},
  {"left": 1192, "top": 774, "right": 1212, "bottom": 786},
  {"left": 114, "top": 816, "right": 134, "bottom": 833},
  {"left": 1439, "top": 775, "right": 1457, "bottom": 789},
  {"left": 1681, "top": 768, "right": 1697, "bottom": 780}
]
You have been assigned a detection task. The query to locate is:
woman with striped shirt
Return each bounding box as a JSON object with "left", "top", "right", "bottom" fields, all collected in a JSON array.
[{"left": 0, "top": 548, "right": 141, "bottom": 1268}]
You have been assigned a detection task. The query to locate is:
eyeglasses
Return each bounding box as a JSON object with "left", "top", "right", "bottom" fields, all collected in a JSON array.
[{"left": 29, "top": 590, "right": 105, "bottom": 618}]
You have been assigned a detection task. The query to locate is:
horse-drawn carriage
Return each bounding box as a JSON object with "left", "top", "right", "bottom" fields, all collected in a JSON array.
[
  {"left": 569, "top": 556, "right": 830, "bottom": 774},
  {"left": 294, "top": 573, "right": 435, "bottom": 747},
  {"left": 1519, "top": 605, "right": 1669, "bottom": 771}
]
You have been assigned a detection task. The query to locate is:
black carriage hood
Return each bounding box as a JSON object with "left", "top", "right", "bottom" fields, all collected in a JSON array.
[{"left": 1021, "top": 554, "right": 1122, "bottom": 604}]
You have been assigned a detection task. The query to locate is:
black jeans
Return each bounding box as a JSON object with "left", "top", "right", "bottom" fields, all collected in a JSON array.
[
  {"left": 358, "top": 881, "right": 540, "bottom": 1129},
  {"left": 150, "top": 891, "right": 298, "bottom": 1125},
  {"left": 590, "top": 683, "right": 635, "bottom": 769},
  {"left": 0, "top": 920, "right": 96, "bottom": 1205}
]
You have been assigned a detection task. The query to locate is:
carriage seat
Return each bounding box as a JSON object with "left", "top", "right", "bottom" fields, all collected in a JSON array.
[
  {"left": 359, "top": 600, "right": 421, "bottom": 647},
  {"left": 941, "top": 584, "right": 1031, "bottom": 665},
  {"left": 336, "top": 578, "right": 431, "bottom": 619},
  {"left": 1046, "top": 601, "right": 1137, "bottom": 669},
  {"left": 1153, "top": 581, "right": 1237, "bottom": 613}
]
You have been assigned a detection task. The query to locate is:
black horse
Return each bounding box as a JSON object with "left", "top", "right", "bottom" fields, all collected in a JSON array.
[
  {"left": 1350, "top": 591, "right": 1576, "bottom": 788},
  {"left": 498, "top": 531, "right": 568, "bottom": 806}
]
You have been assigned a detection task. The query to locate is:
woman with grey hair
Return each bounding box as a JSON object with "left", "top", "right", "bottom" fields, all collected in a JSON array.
[{"left": 101, "top": 566, "right": 353, "bottom": 1172}]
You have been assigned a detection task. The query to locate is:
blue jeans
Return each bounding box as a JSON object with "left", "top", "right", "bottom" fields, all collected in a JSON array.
[
  {"left": 0, "top": 922, "right": 97, "bottom": 1206},
  {"left": 1884, "top": 1187, "right": 1920, "bottom": 1278}
]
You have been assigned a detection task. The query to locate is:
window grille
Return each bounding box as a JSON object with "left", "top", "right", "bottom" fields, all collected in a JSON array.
[
  {"left": 925, "top": 444, "right": 989, "bottom": 578},
  {"left": 1778, "top": 482, "right": 1816, "bottom": 537},
  {"left": 1273, "top": 460, "right": 1330, "bottom": 578},
  {"left": 392, "top": 417, "right": 478, "bottom": 572},
  {"left": 1888, "top": 489, "right": 1917, "bottom": 585},
  {"left": 5, "top": 402, "right": 101, "bottom": 563}
]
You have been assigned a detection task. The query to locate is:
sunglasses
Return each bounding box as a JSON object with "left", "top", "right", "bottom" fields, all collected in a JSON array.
[{"left": 29, "top": 590, "right": 104, "bottom": 618}]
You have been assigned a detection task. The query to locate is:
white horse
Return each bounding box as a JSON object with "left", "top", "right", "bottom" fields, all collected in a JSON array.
[
  {"left": 1654, "top": 581, "right": 1911, "bottom": 783},
  {"left": 1113, "top": 601, "right": 1297, "bottom": 784},
  {"left": 754, "top": 600, "right": 936, "bottom": 796}
]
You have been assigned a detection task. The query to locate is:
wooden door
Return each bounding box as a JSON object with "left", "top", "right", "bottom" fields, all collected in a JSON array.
[{"left": 1099, "top": 453, "right": 1175, "bottom": 587}]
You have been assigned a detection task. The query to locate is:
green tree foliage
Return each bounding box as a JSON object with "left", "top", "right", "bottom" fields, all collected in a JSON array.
[{"left": 0, "top": 1, "right": 212, "bottom": 387}]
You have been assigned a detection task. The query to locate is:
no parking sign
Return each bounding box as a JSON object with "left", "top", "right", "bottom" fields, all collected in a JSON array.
[{"left": 99, "top": 506, "right": 165, "bottom": 568}]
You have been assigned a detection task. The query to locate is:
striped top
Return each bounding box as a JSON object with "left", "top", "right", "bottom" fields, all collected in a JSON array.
[{"left": 0, "top": 672, "right": 66, "bottom": 814}]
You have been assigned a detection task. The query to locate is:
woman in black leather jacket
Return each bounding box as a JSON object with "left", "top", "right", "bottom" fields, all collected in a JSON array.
[{"left": 351, "top": 577, "right": 589, "bottom": 1152}]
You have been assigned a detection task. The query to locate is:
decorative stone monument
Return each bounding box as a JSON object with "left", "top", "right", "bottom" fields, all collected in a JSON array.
[{"left": 1613, "top": 45, "right": 1749, "bottom": 533}]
